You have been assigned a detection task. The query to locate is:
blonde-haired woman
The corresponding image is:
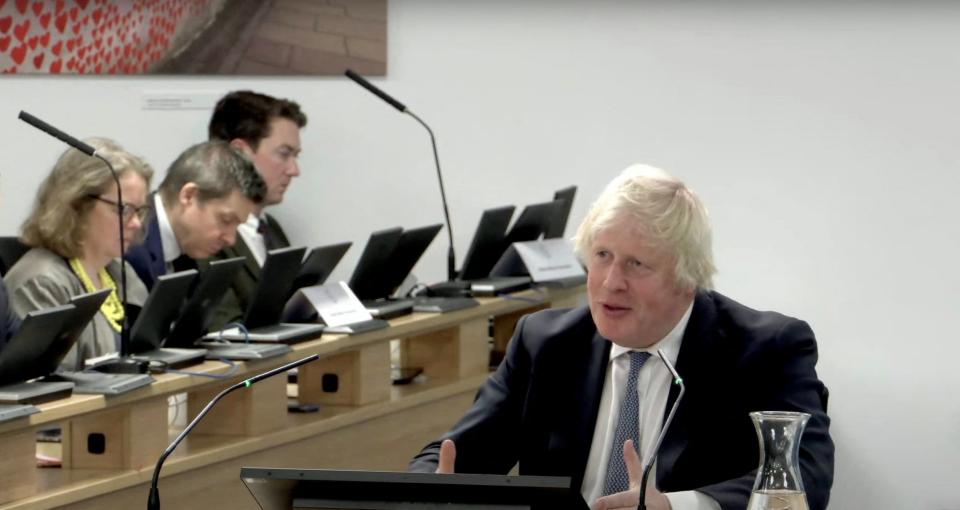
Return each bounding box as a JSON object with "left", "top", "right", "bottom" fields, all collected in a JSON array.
[{"left": 6, "top": 137, "right": 152, "bottom": 370}]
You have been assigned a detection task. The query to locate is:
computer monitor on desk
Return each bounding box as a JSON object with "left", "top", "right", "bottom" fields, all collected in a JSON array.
[
  {"left": 207, "top": 246, "right": 324, "bottom": 345},
  {"left": 0, "top": 290, "right": 110, "bottom": 403},
  {"left": 127, "top": 270, "right": 207, "bottom": 369},
  {"left": 166, "top": 257, "right": 245, "bottom": 347},
  {"left": 240, "top": 468, "right": 588, "bottom": 510},
  {"left": 292, "top": 241, "right": 352, "bottom": 294},
  {"left": 544, "top": 185, "right": 577, "bottom": 239}
]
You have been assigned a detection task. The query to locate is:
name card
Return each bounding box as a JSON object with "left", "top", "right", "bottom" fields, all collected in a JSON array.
[
  {"left": 503, "top": 239, "right": 585, "bottom": 282},
  {"left": 298, "top": 282, "right": 373, "bottom": 327}
]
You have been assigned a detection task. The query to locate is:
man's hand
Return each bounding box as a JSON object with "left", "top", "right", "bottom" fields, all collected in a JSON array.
[
  {"left": 436, "top": 439, "right": 456, "bottom": 474},
  {"left": 592, "top": 440, "right": 671, "bottom": 510}
]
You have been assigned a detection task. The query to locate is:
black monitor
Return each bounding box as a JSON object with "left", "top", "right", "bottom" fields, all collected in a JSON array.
[
  {"left": 165, "top": 257, "right": 245, "bottom": 348},
  {"left": 504, "top": 200, "right": 566, "bottom": 246},
  {"left": 128, "top": 270, "right": 198, "bottom": 353},
  {"left": 244, "top": 246, "right": 307, "bottom": 330},
  {"left": 362, "top": 224, "right": 442, "bottom": 300},
  {"left": 348, "top": 227, "right": 404, "bottom": 301},
  {"left": 291, "top": 241, "right": 352, "bottom": 293},
  {"left": 0, "top": 304, "right": 77, "bottom": 385},
  {"left": 240, "top": 468, "right": 588, "bottom": 510},
  {"left": 457, "top": 205, "right": 515, "bottom": 281},
  {"left": 544, "top": 186, "right": 576, "bottom": 239}
]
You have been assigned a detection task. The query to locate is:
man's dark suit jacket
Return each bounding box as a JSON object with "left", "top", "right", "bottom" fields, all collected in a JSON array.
[
  {"left": 206, "top": 213, "right": 289, "bottom": 331},
  {"left": 409, "top": 290, "right": 834, "bottom": 510},
  {"left": 0, "top": 277, "right": 21, "bottom": 352},
  {"left": 124, "top": 210, "right": 166, "bottom": 291}
]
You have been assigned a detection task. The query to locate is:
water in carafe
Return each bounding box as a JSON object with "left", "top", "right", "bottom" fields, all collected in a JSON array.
[{"left": 746, "top": 411, "right": 810, "bottom": 510}]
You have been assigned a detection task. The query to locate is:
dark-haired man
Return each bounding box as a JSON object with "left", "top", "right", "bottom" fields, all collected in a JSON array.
[
  {"left": 206, "top": 90, "right": 308, "bottom": 327},
  {"left": 125, "top": 141, "right": 267, "bottom": 290}
]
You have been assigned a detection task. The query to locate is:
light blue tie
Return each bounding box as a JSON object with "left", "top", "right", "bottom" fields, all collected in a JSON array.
[{"left": 603, "top": 351, "right": 651, "bottom": 495}]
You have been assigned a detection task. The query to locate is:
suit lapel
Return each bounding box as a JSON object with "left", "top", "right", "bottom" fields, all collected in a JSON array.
[
  {"left": 656, "top": 291, "right": 719, "bottom": 486},
  {"left": 145, "top": 214, "right": 166, "bottom": 280},
  {"left": 566, "top": 330, "right": 613, "bottom": 484}
]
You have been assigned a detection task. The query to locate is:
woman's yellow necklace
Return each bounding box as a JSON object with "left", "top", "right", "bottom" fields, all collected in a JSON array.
[{"left": 69, "top": 258, "right": 123, "bottom": 332}]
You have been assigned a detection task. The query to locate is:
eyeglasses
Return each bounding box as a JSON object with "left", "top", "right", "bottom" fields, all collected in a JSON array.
[{"left": 87, "top": 195, "right": 152, "bottom": 222}]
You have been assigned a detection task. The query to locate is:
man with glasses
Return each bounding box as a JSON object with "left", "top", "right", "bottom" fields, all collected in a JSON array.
[
  {"left": 204, "top": 91, "right": 307, "bottom": 328},
  {"left": 126, "top": 141, "right": 267, "bottom": 290}
]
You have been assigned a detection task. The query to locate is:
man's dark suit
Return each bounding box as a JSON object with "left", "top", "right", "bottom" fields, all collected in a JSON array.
[
  {"left": 409, "top": 290, "right": 834, "bottom": 510},
  {"left": 0, "top": 277, "right": 21, "bottom": 352},
  {"left": 206, "top": 213, "right": 289, "bottom": 330},
  {"left": 124, "top": 209, "right": 167, "bottom": 291}
]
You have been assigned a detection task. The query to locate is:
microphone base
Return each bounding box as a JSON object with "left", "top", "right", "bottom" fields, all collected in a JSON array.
[{"left": 90, "top": 357, "right": 150, "bottom": 374}]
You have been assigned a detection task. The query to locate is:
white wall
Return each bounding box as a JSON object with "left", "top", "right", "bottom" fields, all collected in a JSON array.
[{"left": 1, "top": 1, "right": 958, "bottom": 508}]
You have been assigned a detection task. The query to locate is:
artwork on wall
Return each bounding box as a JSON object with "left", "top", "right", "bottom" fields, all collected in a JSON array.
[{"left": 0, "top": 0, "right": 386, "bottom": 75}]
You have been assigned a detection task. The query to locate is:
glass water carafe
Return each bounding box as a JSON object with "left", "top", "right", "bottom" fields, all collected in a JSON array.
[{"left": 746, "top": 411, "right": 810, "bottom": 510}]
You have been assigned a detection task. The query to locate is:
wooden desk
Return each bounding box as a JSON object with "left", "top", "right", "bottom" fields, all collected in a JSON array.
[{"left": 0, "top": 286, "right": 584, "bottom": 509}]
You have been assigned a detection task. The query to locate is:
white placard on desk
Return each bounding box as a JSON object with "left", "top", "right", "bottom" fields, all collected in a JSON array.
[
  {"left": 512, "top": 238, "right": 586, "bottom": 282},
  {"left": 300, "top": 282, "right": 373, "bottom": 327}
]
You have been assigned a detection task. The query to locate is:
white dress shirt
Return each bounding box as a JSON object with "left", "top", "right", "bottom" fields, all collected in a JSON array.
[
  {"left": 237, "top": 213, "right": 267, "bottom": 267},
  {"left": 154, "top": 194, "right": 181, "bottom": 272},
  {"left": 580, "top": 302, "right": 721, "bottom": 510}
]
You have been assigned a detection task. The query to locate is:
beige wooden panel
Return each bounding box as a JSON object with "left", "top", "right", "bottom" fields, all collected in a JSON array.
[
  {"left": 187, "top": 375, "right": 287, "bottom": 436},
  {"left": 65, "top": 398, "right": 167, "bottom": 470}
]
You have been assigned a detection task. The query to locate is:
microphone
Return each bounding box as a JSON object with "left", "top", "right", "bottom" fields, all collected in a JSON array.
[
  {"left": 18, "top": 111, "right": 140, "bottom": 368},
  {"left": 147, "top": 354, "right": 320, "bottom": 510},
  {"left": 344, "top": 69, "right": 457, "bottom": 281},
  {"left": 638, "top": 349, "right": 685, "bottom": 510},
  {"left": 18, "top": 111, "right": 96, "bottom": 156}
]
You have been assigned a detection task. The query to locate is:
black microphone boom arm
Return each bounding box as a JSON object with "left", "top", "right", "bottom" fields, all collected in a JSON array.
[
  {"left": 638, "top": 349, "right": 685, "bottom": 510},
  {"left": 343, "top": 70, "right": 458, "bottom": 281},
  {"left": 148, "top": 354, "right": 320, "bottom": 510}
]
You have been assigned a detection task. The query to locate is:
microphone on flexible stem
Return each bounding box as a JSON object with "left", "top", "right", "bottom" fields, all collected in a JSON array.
[
  {"left": 343, "top": 69, "right": 458, "bottom": 281},
  {"left": 147, "top": 354, "right": 320, "bottom": 510},
  {"left": 638, "top": 349, "right": 685, "bottom": 510},
  {"left": 18, "top": 111, "right": 141, "bottom": 370}
]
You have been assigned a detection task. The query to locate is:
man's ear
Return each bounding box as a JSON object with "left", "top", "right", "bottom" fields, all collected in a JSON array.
[
  {"left": 178, "top": 182, "right": 200, "bottom": 207},
  {"left": 229, "top": 138, "right": 254, "bottom": 156}
]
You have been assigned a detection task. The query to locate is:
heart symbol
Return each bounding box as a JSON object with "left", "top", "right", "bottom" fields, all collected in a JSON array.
[
  {"left": 39, "top": 31, "right": 49, "bottom": 47},
  {"left": 77, "top": 45, "right": 85, "bottom": 58},
  {"left": 91, "top": 8, "right": 102, "bottom": 25},
  {"left": 33, "top": 52, "right": 44, "bottom": 69},
  {"left": 69, "top": 7, "right": 78, "bottom": 22},
  {"left": 50, "top": 58, "right": 62, "bottom": 73},
  {"left": 0, "top": 35, "right": 10, "bottom": 52},
  {"left": 15, "top": 0, "right": 27, "bottom": 15},
  {"left": 0, "top": 17, "right": 11, "bottom": 34},
  {"left": 27, "top": 35, "right": 36, "bottom": 50},
  {"left": 52, "top": 40, "right": 62, "bottom": 55},
  {"left": 71, "top": 22, "right": 80, "bottom": 35},
  {"left": 75, "top": 0, "right": 89, "bottom": 9},
  {"left": 31, "top": 1, "right": 43, "bottom": 17},
  {"left": 55, "top": 0, "right": 64, "bottom": 15},
  {"left": 66, "top": 56, "right": 75, "bottom": 70},
  {"left": 11, "top": 44, "right": 26, "bottom": 64},
  {"left": 39, "top": 12, "right": 51, "bottom": 29},
  {"left": 55, "top": 13, "right": 66, "bottom": 33},
  {"left": 13, "top": 19, "right": 30, "bottom": 42}
]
